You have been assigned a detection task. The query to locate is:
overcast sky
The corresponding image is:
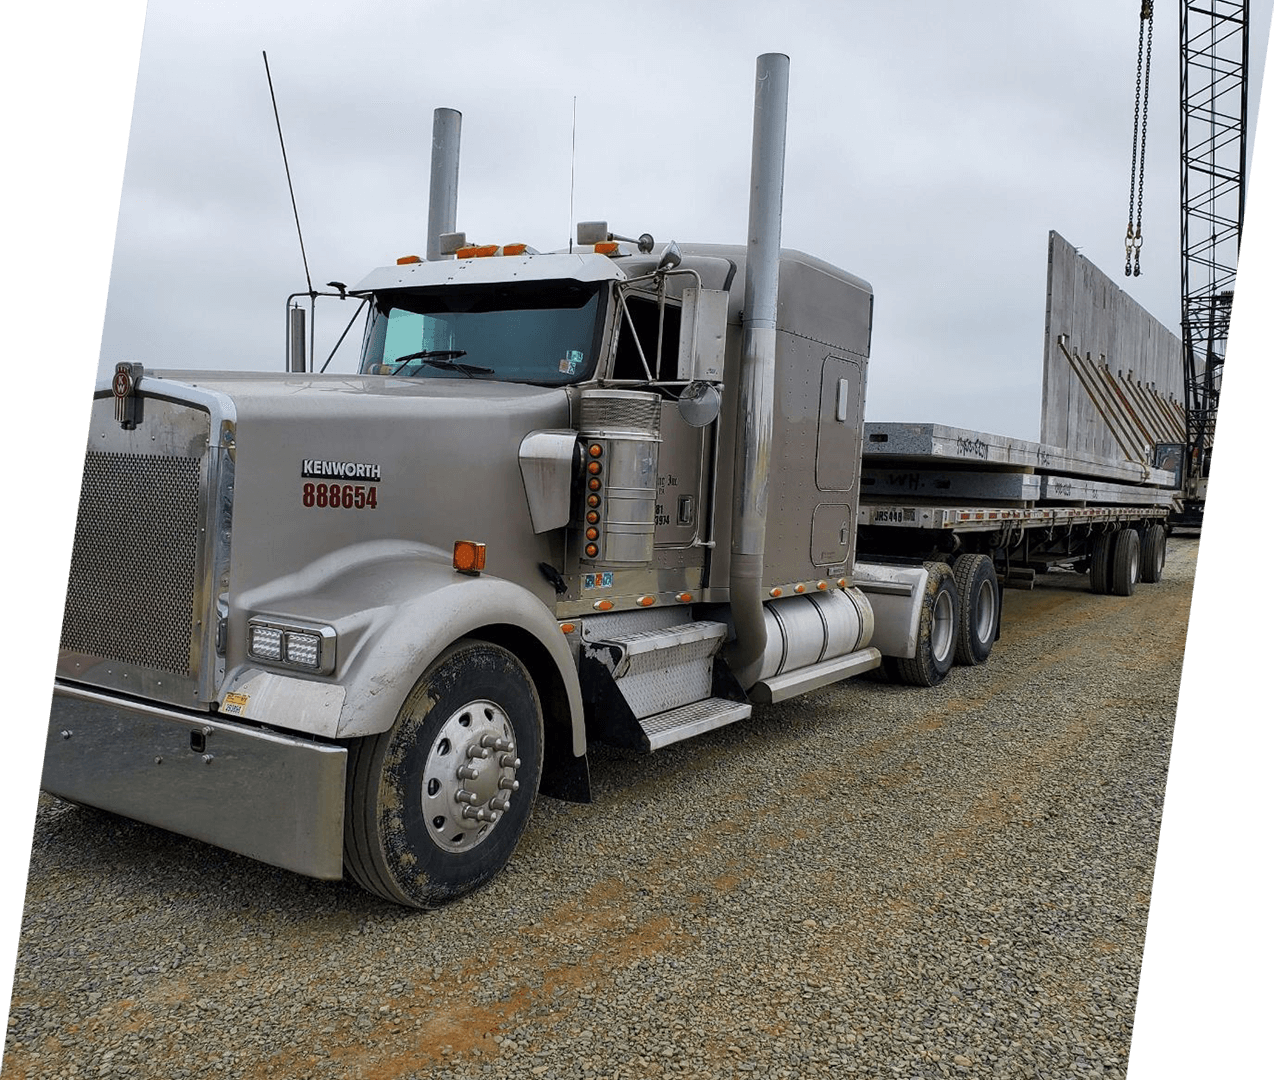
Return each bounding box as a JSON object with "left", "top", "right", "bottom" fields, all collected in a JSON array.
[{"left": 96, "top": 1, "right": 1270, "bottom": 440}]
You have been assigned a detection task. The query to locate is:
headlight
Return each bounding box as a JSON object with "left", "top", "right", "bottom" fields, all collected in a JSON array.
[{"left": 247, "top": 618, "right": 336, "bottom": 674}]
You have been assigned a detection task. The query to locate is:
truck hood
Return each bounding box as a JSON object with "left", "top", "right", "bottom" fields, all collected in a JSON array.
[{"left": 146, "top": 370, "right": 573, "bottom": 609}]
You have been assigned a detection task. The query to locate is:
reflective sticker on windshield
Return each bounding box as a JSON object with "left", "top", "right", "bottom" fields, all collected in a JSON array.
[{"left": 559, "top": 349, "right": 584, "bottom": 375}]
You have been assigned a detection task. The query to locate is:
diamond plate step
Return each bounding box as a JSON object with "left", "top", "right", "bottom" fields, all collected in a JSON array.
[
  {"left": 583, "top": 619, "right": 731, "bottom": 719},
  {"left": 638, "top": 697, "right": 753, "bottom": 751}
]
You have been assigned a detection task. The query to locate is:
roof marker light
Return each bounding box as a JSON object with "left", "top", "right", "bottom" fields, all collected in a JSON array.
[{"left": 396, "top": 255, "right": 422, "bottom": 265}]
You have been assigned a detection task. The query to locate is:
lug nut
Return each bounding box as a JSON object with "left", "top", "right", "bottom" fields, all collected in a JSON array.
[
  {"left": 498, "top": 777, "right": 520, "bottom": 792},
  {"left": 457, "top": 765, "right": 480, "bottom": 780},
  {"left": 466, "top": 745, "right": 490, "bottom": 760},
  {"left": 499, "top": 754, "right": 521, "bottom": 769},
  {"left": 455, "top": 789, "right": 480, "bottom": 806}
]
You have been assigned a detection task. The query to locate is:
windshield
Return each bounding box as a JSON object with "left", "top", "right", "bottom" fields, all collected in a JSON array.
[{"left": 360, "top": 280, "right": 605, "bottom": 385}]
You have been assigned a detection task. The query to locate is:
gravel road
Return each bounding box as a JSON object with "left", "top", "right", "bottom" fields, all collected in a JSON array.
[{"left": 3, "top": 539, "right": 1197, "bottom": 1080}]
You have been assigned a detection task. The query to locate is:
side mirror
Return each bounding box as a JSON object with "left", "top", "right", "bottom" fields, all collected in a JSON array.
[{"left": 657, "top": 240, "right": 682, "bottom": 271}]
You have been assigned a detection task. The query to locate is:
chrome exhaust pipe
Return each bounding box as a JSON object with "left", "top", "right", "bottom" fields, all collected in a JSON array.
[
  {"left": 726, "top": 52, "right": 789, "bottom": 689},
  {"left": 427, "top": 107, "right": 462, "bottom": 261}
]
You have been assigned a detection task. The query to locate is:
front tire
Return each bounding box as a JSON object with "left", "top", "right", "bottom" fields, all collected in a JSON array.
[{"left": 344, "top": 640, "right": 543, "bottom": 908}]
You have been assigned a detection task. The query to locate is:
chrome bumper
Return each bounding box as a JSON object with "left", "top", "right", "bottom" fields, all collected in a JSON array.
[{"left": 44, "top": 682, "right": 347, "bottom": 880}]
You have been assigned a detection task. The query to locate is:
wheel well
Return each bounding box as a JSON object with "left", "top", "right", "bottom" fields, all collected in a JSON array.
[{"left": 467, "top": 623, "right": 590, "bottom": 803}]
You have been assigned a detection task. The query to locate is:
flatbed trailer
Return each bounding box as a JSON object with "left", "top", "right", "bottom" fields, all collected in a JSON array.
[{"left": 847, "top": 421, "right": 1176, "bottom": 686}]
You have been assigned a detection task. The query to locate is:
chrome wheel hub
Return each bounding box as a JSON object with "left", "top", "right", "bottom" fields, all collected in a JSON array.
[{"left": 421, "top": 699, "right": 521, "bottom": 853}]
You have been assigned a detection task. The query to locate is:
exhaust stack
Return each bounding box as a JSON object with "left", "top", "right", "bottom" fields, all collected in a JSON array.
[
  {"left": 427, "top": 108, "right": 462, "bottom": 261},
  {"left": 725, "top": 52, "right": 789, "bottom": 689}
]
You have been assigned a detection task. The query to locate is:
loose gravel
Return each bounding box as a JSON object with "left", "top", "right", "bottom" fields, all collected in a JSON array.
[{"left": 2, "top": 540, "right": 1198, "bottom": 1080}]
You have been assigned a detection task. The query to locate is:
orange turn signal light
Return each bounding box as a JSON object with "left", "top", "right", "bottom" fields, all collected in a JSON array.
[
  {"left": 396, "top": 255, "right": 422, "bottom": 265},
  {"left": 453, "top": 540, "right": 487, "bottom": 574}
]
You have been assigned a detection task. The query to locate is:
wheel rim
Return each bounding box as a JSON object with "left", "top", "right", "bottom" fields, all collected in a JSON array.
[
  {"left": 973, "top": 578, "right": 996, "bottom": 644},
  {"left": 421, "top": 698, "right": 522, "bottom": 854},
  {"left": 932, "top": 588, "right": 955, "bottom": 663}
]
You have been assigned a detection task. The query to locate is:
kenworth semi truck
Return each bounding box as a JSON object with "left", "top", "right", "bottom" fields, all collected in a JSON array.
[{"left": 44, "top": 55, "right": 1173, "bottom": 908}]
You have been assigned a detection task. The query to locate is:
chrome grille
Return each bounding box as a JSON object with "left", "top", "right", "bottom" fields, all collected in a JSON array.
[
  {"left": 60, "top": 451, "right": 203, "bottom": 675},
  {"left": 579, "top": 389, "right": 661, "bottom": 437}
]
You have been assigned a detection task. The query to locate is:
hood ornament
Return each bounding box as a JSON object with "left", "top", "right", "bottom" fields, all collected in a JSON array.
[{"left": 112, "top": 362, "right": 145, "bottom": 430}]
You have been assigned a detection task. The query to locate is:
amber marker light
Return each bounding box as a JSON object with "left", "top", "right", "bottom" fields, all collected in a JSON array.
[
  {"left": 794, "top": 584, "right": 806, "bottom": 594},
  {"left": 453, "top": 540, "right": 487, "bottom": 574},
  {"left": 637, "top": 596, "right": 655, "bottom": 607},
  {"left": 595, "top": 241, "right": 619, "bottom": 255},
  {"left": 587, "top": 494, "right": 601, "bottom": 507},
  {"left": 817, "top": 581, "right": 828, "bottom": 591},
  {"left": 585, "top": 543, "right": 599, "bottom": 558},
  {"left": 586, "top": 511, "right": 600, "bottom": 525},
  {"left": 593, "top": 599, "right": 614, "bottom": 611},
  {"left": 837, "top": 578, "right": 848, "bottom": 588},
  {"left": 587, "top": 461, "right": 602, "bottom": 475},
  {"left": 770, "top": 587, "right": 783, "bottom": 597},
  {"left": 588, "top": 478, "right": 602, "bottom": 491},
  {"left": 588, "top": 444, "right": 604, "bottom": 458},
  {"left": 396, "top": 255, "right": 422, "bottom": 265},
  {"left": 560, "top": 622, "right": 576, "bottom": 634},
  {"left": 586, "top": 527, "right": 599, "bottom": 541},
  {"left": 502, "top": 243, "right": 527, "bottom": 256},
  {"left": 677, "top": 592, "right": 693, "bottom": 603}
]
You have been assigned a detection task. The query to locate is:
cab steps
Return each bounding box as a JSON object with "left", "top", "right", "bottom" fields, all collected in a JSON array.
[{"left": 579, "top": 614, "right": 752, "bottom": 752}]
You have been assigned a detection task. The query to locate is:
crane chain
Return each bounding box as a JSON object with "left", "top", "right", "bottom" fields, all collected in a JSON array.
[{"left": 1126, "top": 1, "right": 1154, "bottom": 277}]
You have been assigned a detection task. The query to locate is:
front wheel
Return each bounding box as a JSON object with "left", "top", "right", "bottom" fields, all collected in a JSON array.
[{"left": 344, "top": 640, "right": 544, "bottom": 908}]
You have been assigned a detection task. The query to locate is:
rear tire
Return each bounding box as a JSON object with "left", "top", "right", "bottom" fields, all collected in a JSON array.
[
  {"left": 344, "top": 640, "right": 543, "bottom": 908},
  {"left": 952, "top": 554, "right": 998, "bottom": 665},
  {"left": 1140, "top": 524, "right": 1166, "bottom": 583},
  {"left": 894, "top": 562, "right": 959, "bottom": 687},
  {"left": 1089, "top": 532, "right": 1114, "bottom": 594},
  {"left": 1111, "top": 528, "right": 1140, "bottom": 596}
]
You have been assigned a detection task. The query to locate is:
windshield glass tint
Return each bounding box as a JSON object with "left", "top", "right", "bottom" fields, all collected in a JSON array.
[{"left": 361, "top": 280, "right": 604, "bottom": 385}]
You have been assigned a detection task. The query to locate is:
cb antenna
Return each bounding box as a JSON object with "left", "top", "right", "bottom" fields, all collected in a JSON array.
[
  {"left": 264, "top": 50, "right": 313, "bottom": 295},
  {"left": 569, "top": 95, "right": 577, "bottom": 254}
]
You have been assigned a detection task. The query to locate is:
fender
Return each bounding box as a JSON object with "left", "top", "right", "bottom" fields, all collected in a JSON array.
[
  {"left": 852, "top": 560, "right": 929, "bottom": 660},
  {"left": 220, "top": 540, "right": 584, "bottom": 751}
]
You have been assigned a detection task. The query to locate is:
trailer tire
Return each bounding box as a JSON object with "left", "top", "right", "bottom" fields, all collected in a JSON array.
[
  {"left": 1089, "top": 532, "right": 1114, "bottom": 594},
  {"left": 952, "top": 554, "right": 998, "bottom": 665},
  {"left": 1110, "top": 528, "right": 1140, "bottom": 596},
  {"left": 894, "top": 562, "right": 959, "bottom": 687},
  {"left": 343, "top": 639, "right": 543, "bottom": 908},
  {"left": 1140, "top": 524, "right": 1166, "bottom": 583}
]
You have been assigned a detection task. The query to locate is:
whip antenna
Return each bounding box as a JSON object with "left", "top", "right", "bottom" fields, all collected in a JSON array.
[
  {"left": 569, "top": 95, "right": 576, "bottom": 253},
  {"left": 264, "top": 51, "right": 313, "bottom": 295}
]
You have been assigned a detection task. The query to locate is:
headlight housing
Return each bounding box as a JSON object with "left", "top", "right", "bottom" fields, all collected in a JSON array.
[{"left": 246, "top": 618, "right": 336, "bottom": 674}]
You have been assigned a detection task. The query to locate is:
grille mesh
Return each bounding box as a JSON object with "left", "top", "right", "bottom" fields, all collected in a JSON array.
[
  {"left": 579, "top": 393, "right": 661, "bottom": 436},
  {"left": 60, "top": 451, "right": 203, "bottom": 675}
]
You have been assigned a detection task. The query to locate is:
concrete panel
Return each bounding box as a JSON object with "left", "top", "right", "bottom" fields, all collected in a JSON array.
[
  {"left": 860, "top": 467, "right": 1041, "bottom": 502},
  {"left": 1040, "top": 232, "right": 1183, "bottom": 466},
  {"left": 863, "top": 422, "right": 1177, "bottom": 487}
]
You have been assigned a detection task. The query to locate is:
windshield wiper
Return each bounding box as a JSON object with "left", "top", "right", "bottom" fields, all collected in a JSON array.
[{"left": 385, "top": 349, "right": 492, "bottom": 379}]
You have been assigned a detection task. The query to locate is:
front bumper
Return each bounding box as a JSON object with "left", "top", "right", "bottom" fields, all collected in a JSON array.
[{"left": 44, "top": 681, "right": 347, "bottom": 880}]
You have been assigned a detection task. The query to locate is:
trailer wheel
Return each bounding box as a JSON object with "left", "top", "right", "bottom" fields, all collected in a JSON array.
[
  {"left": 952, "top": 554, "right": 998, "bottom": 665},
  {"left": 343, "top": 640, "right": 543, "bottom": 908},
  {"left": 894, "top": 561, "right": 958, "bottom": 687},
  {"left": 1089, "top": 532, "right": 1114, "bottom": 594},
  {"left": 1110, "top": 528, "right": 1140, "bottom": 596},
  {"left": 1140, "top": 524, "right": 1166, "bottom": 583}
]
